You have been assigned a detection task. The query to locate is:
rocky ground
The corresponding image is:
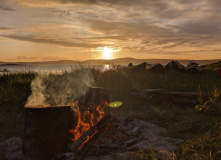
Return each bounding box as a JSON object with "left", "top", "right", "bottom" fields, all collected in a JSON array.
[
  {"left": 0, "top": 116, "right": 183, "bottom": 160},
  {"left": 68, "top": 116, "right": 183, "bottom": 160}
]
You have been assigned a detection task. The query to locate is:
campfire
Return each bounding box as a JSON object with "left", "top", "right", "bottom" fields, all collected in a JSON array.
[
  {"left": 20, "top": 86, "right": 183, "bottom": 160},
  {"left": 69, "top": 101, "right": 107, "bottom": 142},
  {"left": 23, "top": 86, "right": 112, "bottom": 159},
  {"left": 68, "top": 100, "right": 110, "bottom": 151}
]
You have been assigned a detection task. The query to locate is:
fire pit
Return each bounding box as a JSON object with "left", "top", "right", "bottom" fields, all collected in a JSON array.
[{"left": 23, "top": 87, "right": 111, "bottom": 159}]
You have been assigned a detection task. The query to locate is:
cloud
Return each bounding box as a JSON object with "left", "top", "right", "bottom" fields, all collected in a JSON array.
[
  {"left": 0, "top": 27, "right": 11, "bottom": 30},
  {"left": 15, "top": 0, "right": 221, "bottom": 36},
  {"left": 51, "top": 10, "right": 71, "bottom": 16},
  {"left": 2, "top": 0, "right": 221, "bottom": 60},
  {"left": 0, "top": 6, "right": 15, "bottom": 11},
  {"left": 17, "top": 56, "right": 71, "bottom": 61},
  {"left": 0, "top": 0, "right": 15, "bottom": 11},
  {"left": 17, "top": 56, "right": 43, "bottom": 60},
  {"left": 18, "top": 0, "right": 152, "bottom": 6},
  {"left": 81, "top": 18, "right": 176, "bottom": 37},
  {"left": 0, "top": 27, "right": 14, "bottom": 33},
  {"left": 2, "top": 35, "right": 101, "bottom": 48},
  {"left": 74, "top": 36, "right": 128, "bottom": 41},
  {"left": 0, "top": 38, "right": 7, "bottom": 41},
  {"left": 179, "top": 21, "right": 221, "bottom": 34}
]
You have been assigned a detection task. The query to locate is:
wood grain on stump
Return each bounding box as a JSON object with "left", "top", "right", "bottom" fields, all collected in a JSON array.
[
  {"left": 84, "top": 86, "right": 109, "bottom": 116},
  {"left": 23, "top": 106, "right": 71, "bottom": 159}
]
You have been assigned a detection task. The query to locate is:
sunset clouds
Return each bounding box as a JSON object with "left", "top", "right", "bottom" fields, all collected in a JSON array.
[{"left": 0, "top": 0, "right": 221, "bottom": 61}]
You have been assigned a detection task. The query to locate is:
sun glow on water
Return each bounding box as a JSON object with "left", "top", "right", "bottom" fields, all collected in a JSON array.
[{"left": 104, "top": 64, "right": 110, "bottom": 70}]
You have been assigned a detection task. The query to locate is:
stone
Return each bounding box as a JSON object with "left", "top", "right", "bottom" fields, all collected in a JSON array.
[
  {"left": 125, "top": 138, "right": 139, "bottom": 146},
  {"left": 115, "top": 152, "right": 130, "bottom": 160},
  {"left": 131, "top": 126, "right": 142, "bottom": 134},
  {"left": 0, "top": 137, "right": 23, "bottom": 160}
]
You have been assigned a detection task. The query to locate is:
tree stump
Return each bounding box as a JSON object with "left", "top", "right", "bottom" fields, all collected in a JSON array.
[
  {"left": 84, "top": 86, "right": 109, "bottom": 116},
  {"left": 23, "top": 106, "right": 71, "bottom": 159}
]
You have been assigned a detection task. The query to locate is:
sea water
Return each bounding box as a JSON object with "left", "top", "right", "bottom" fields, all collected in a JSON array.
[{"left": 0, "top": 64, "right": 111, "bottom": 74}]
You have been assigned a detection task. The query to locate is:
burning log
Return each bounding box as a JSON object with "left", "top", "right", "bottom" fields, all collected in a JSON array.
[
  {"left": 84, "top": 86, "right": 109, "bottom": 116},
  {"left": 76, "top": 126, "right": 106, "bottom": 159},
  {"left": 23, "top": 106, "right": 71, "bottom": 159},
  {"left": 69, "top": 113, "right": 112, "bottom": 152},
  {"left": 129, "top": 89, "right": 208, "bottom": 105},
  {"left": 68, "top": 87, "right": 110, "bottom": 156}
]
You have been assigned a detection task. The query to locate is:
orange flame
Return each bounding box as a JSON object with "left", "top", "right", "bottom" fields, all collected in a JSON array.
[{"left": 69, "top": 101, "right": 108, "bottom": 142}]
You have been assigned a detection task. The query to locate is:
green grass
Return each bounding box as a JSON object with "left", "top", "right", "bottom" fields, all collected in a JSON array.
[
  {"left": 0, "top": 72, "right": 35, "bottom": 138},
  {"left": 125, "top": 70, "right": 220, "bottom": 92},
  {"left": 0, "top": 68, "right": 220, "bottom": 159},
  {"left": 92, "top": 69, "right": 221, "bottom": 102},
  {"left": 110, "top": 96, "right": 221, "bottom": 159},
  {"left": 0, "top": 72, "right": 35, "bottom": 101}
]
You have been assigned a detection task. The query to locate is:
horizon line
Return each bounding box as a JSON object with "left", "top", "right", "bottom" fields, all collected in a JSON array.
[{"left": 1, "top": 57, "right": 221, "bottom": 63}]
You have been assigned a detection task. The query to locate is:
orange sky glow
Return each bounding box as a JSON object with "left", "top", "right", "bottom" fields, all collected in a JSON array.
[{"left": 0, "top": 0, "right": 221, "bottom": 62}]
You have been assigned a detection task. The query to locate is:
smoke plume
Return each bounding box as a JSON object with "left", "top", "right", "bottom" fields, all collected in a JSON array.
[{"left": 25, "top": 69, "right": 94, "bottom": 107}]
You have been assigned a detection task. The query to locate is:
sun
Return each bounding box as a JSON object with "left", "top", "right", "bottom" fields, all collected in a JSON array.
[
  {"left": 102, "top": 47, "right": 113, "bottom": 59},
  {"left": 94, "top": 46, "right": 120, "bottom": 59}
]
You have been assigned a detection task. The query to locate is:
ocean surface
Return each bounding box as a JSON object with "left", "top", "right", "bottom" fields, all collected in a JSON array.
[{"left": 0, "top": 64, "right": 112, "bottom": 74}]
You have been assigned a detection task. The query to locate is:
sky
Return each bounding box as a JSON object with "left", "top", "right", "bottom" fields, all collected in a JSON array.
[{"left": 0, "top": 0, "right": 221, "bottom": 62}]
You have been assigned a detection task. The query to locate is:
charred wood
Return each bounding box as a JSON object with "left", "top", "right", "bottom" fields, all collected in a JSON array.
[
  {"left": 76, "top": 126, "right": 106, "bottom": 160},
  {"left": 84, "top": 86, "right": 109, "bottom": 115},
  {"left": 68, "top": 113, "right": 111, "bottom": 152}
]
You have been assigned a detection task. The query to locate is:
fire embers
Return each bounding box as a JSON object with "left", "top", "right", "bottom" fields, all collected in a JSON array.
[
  {"left": 69, "top": 86, "right": 109, "bottom": 144},
  {"left": 69, "top": 101, "right": 109, "bottom": 144}
]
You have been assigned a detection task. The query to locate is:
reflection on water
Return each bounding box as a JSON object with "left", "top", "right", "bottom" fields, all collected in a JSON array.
[
  {"left": 0, "top": 65, "right": 74, "bottom": 74},
  {"left": 103, "top": 64, "right": 110, "bottom": 71},
  {"left": 0, "top": 64, "right": 114, "bottom": 74}
]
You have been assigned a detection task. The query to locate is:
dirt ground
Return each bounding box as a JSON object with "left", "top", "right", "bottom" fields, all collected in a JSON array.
[{"left": 0, "top": 116, "right": 183, "bottom": 160}]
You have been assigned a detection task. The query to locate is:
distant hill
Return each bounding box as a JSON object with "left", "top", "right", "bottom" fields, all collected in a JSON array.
[{"left": 0, "top": 58, "right": 220, "bottom": 66}]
